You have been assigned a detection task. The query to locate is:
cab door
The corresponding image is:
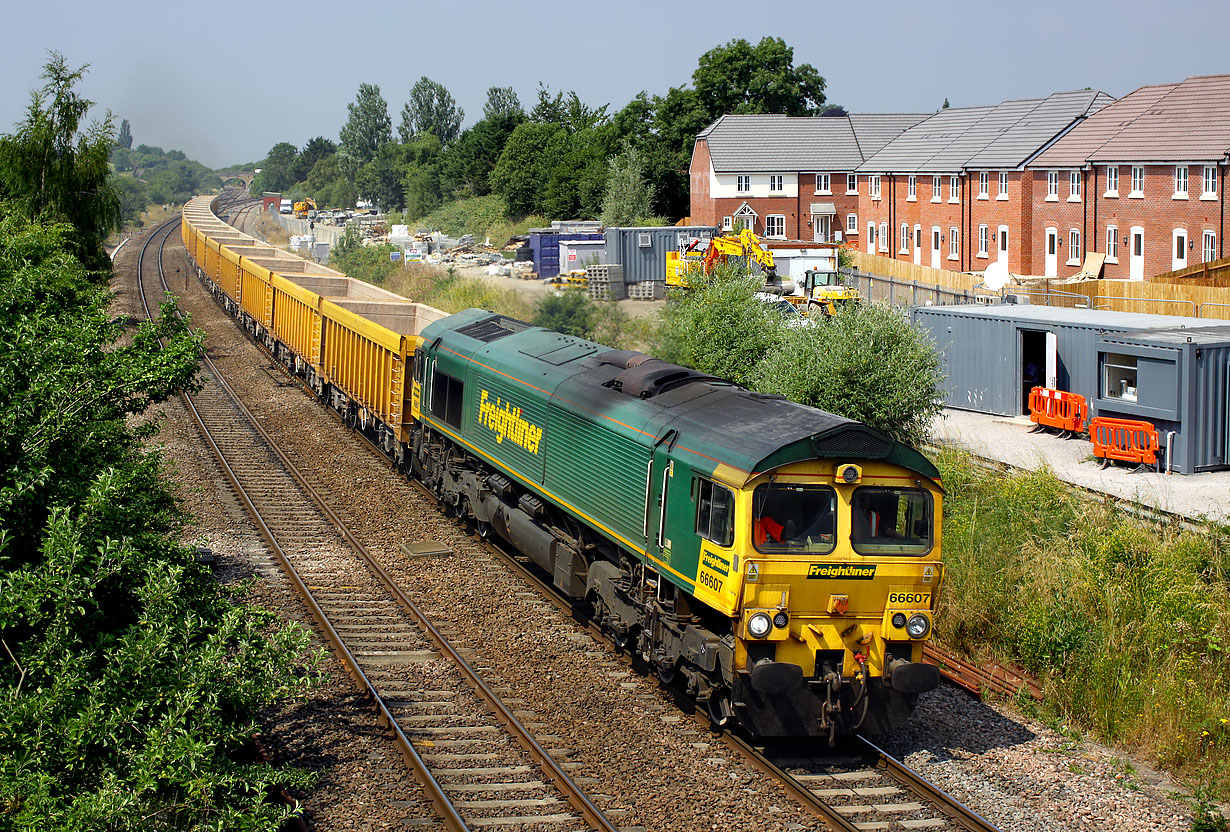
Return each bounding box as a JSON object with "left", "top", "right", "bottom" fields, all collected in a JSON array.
[{"left": 645, "top": 430, "right": 678, "bottom": 568}]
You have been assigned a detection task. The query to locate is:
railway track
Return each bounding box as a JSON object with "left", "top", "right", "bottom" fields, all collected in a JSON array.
[
  {"left": 189, "top": 197, "right": 1005, "bottom": 832},
  {"left": 138, "top": 212, "right": 620, "bottom": 832}
]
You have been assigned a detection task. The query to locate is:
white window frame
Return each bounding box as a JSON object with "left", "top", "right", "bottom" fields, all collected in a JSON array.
[
  {"left": 1174, "top": 166, "right": 1189, "bottom": 199},
  {"left": 1068, "top": 170, "right": 1081, "bottom": 201},
  {"left": 815, "top": 173, "right": 831, "bottom": 195},
  {"left": 899, "top": 222, "right": 910, "bottom": 253},
  {"left": 878, "top": 222, "right": 888, "bottom": 251},
  {"left": 847, "top": 173, "right": 858, "bottom": 194},
  {"left": 721, "top": 216, "right": 733, "bottom": 232},
  {"left": 1046, "top": 170, "right": 1059, "bottom": 200},
  {"left": 847, "top": 213, "right": 858, "bottom": 233},
  {"left": 1173, "top": 227, "right": 1189, "bottom": 270},
  {"left": 931, "top": 175, "right": 942, "bottom": 203},
  {"left": 977, "top": 224, "right": 988, "bottom": 257},
  {"left": 978, "top": 171, "right": 989, "bottom": 199},
  {"left": 907, "top": 176, "right": 917, "bottom": 201},
  {"left": 949, "top": 226, "right": 959, "bottom": 260},
  {"left": 1203, "top": 166, "right": 1218, "bottom": 199},
  {"left": 1067, "top": 229, "right": 1081, "bottom": 266},
  {"left": 769, "top": 174, "right": 784, "bottom": 193},
  {"left": 1130, "top": 166, "right": 1144, "bottom": 197},
  {"left": 1106, "top": 225, "right": 1119, "bottom": 264},
  {"left": 1203, "top": 230, "right": 1217, "bottom": 263},
  {"left": 737, "top": 174, "right": 750, "bottom": 193},
  {"left": 997, "top": 171, "right": 1009, "bottom": 200},
  {"left": 870, "top": 175, "right": 882, "bottom": 200},
  {"left": 764, "top": 214, "right": 786, "bottom": 238},
  {"left": 948, "top": 175, "right": 959, "bottom": 203},
  {"left": 1104, "top": 165, "right": 1119, "bottom": 197}
]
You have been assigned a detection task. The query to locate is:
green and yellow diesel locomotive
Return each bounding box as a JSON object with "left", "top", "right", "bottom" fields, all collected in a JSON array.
[{"left": 411, "top": 309, "right": 943, "bottom": 738}]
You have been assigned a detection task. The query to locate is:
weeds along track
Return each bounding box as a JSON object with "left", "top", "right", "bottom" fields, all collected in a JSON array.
[{"left": 137, "top": 214, "right": 618, "bottom": 832}]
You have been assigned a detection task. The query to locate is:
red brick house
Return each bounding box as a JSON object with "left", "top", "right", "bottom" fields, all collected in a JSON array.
[
  {"left": 688, "top": 114, "right": 925, "bottom": 245},
  {"left": 854, "top": 90, "right": 1113, "bottom": 274},
  {"left": 1027, "top": 75, "right": 1230, "bottom": 281}
]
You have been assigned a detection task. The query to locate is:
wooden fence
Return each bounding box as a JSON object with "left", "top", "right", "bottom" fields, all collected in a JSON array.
[
  {"left": 851, "top": 251, "right": 983, "bottom": 291},
  {"left": 1148, "top": 255, "right": 1230, "bottom": 287}
]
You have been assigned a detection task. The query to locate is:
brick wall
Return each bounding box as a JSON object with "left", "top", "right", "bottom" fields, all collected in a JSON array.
[{"left": 689, "top": 140, "right": 714, "bottom": 226}]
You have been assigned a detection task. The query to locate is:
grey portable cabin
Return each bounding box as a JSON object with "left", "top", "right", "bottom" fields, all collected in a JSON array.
[
  {"left": 1094, "top": 326, "right": 1230, "bottom": 473},
  {"left": 911, "top": 303, "right": 1230, "bottom": 418}
]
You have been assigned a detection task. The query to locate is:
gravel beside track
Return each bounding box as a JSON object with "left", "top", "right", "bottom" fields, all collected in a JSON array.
[{"left": 110, "top": 203, "right": 1196, "bottom": 831}]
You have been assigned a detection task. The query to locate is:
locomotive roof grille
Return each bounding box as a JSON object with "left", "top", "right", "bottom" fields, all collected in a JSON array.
[{"left": 455, "top": 315, "right": 531, "bottom": 343}]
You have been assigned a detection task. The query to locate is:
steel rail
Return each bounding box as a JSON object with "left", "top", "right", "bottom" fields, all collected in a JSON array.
[{"left": 152, "top": 210, "right": 617, "bottom": 832}]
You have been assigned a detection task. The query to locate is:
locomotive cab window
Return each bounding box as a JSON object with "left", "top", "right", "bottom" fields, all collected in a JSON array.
[
  {"left": 752, "top": 484, "right": 836, "bottom": 554},
  {"left": 850, "top": 487, "right": 932, "bottom": 556},
  {"left": 429, "top": 370, "right": 464, "bottom": 429},
  {"left": 695, "top": 478, "right": 735, "bottom": 547}
]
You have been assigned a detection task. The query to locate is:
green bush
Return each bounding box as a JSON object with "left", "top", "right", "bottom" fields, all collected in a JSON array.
[{"left": 532, "top": 288, "right": 596, "bottom": 338}]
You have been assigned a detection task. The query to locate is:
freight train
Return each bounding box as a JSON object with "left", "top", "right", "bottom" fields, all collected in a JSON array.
[{"left": 181, "top": 194, "right": 944, "bottom": 739}]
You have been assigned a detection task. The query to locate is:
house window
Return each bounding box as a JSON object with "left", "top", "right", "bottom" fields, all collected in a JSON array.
[
  {"left": 977, "top": 224, "right": 988, "bottom": 256},
  {"left": 1069, "top": 170, "right": 1081, "bottom": 200},
  {"left": 900, "top": 223, "right": 909, "bottom": 253},
  {"left": 1203, "top": 166, "right": 1218, "bottom": 198},
  {"left": 722, "top": 216, "right": 733, "bottom": 231},
  {"left": 870, "top": 176, "right": 881, "bottom": 199},
  {"left": 695, "top": 478, "right": 735, "bottom": 547},
  {"left": 1106, "top": 225, "right": 1119, "bottom": 263},
  {"left": 997, "top": 171, "right": 1009, "bottom": 199},
  {"left": 737, "top": 175, "right": 751, "bottom": 193},
  {"left": 949, "top": 226, "right": 959, "bottom": 259},
  {"left": 878, "top": 222, "right": 888, "bottom": 251},
  {"left": 908, "top": 176, "right": 917, "bottom": 200},
  {"left": 847, "top": 213, "right": 858, "bottom": 233},
  {"left": 932, "top": 175, "right": 942, "bottom": 202},
  {"left": 1175, "top": 166, "right": 1189, "bottom": 198},
  {"left": 1047, "top": 171, "right": 1059, "bottom": 199},
  {"left": 915, "top": 226, "right": 922, "bottom": 248},
  {"left": 978, "top": 171, "right": 988, "bottom": 198},
  {"left": 815, "top": 173, "right": 830, "bottom": 194},
  {"left": 949, "top": 175, "right": 959, "bottom": 202},
  {"left": 764, "top": 215, "right": 785, "bottom": 238},
  {"left": 1105, "top": 166, "right": 1119, "bottom": 196},
  {"left": 1204, "top": 230, "right": 1217, "bottom": 263},
  {"left": 1131, "top": 166, "right": 1144, "bottom": 196},
  {"left": 1068, "top": 229, "right": 1081, "bottom": 265},
  {"left": 769, "top": 174, "right": 784, "bottom": 192},
  {"left": 847, "top": 173, "right": 858, "bottom": 194},
  {"left": 1103, "top": 353, "right": 1138, "bottom": 401}
]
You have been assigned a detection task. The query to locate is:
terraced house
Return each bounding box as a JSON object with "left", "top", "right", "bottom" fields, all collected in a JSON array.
[
  {"left": 1025, "top": 75, "right": 1230, "bottom": 281},
  {"left": 688, "top": 113, "right": 926, "bottom": 243}
]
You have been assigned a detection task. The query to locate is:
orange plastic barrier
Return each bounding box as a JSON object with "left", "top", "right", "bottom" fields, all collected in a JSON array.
[
  {"left": 1028, "top": 387, "right": 1088, "bottom": 434},
  {"left": 1089, "top": 417, "right": 1160, "bottom": 468}
]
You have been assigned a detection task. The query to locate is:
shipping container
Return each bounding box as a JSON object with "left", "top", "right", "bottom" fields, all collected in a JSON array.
[
  {"left": 604, "top": 226, "right": 718, "bottom": 284},
  {"left": 529, "top": 231, "right": 605, "bottom": 278}
]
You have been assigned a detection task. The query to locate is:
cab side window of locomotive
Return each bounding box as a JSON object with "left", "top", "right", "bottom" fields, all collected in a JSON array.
[
  {"left": 429, "top": 370, "right": 464, "bottom": 429},
  {"left": 694, "top": 478, "right": 734, "bottom": 547},
  {"left": 752, "top": 484, "right": 836, "bottom": 554},
  {"left": 850, "top": 487, "right": 932, "bottom": 556},
  {"left": 413, "top": 348, "right": 425, "bottom": 383}
]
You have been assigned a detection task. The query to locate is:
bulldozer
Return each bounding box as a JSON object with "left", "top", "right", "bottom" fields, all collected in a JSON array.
[
  {"left": 293, "top": 197, "right": 317, "bottom": 219},
  {"left": 797, "top": 268, "right": 860, "bottom": 317}
]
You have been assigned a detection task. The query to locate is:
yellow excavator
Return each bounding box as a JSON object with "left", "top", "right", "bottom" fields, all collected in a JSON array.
[
  {"left": 667, "top": 228, "right": 779, "bottom": 287},
  {"left": 293, "top": 197, "right": 317, "bottom": 218}
]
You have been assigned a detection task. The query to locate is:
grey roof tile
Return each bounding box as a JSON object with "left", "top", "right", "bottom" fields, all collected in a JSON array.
[{"left": 700, "top": 113, "right": 926, "bottom": 173}]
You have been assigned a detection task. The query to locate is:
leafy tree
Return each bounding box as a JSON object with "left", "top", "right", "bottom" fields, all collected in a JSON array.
[
  {"left": 110, "top": 174, "right": 146, "bottom": 224},
  {"left": 437, "top": 110, "right": 524, "bottom": 199},
  {"left": 483, "top": 86, "right": 522, "bottom": 120},
  {"left": 490, "top": 121, "right": 566, "bottom": 216},
  {"left": 0, "top": 52, "right": 118, "bottom": 270},
  {"left": 253, "top": 141, "right": 299, "bottom": 193},
  {"left": 291, "top": 135, "right": 336, "bottom": 184},
  {"left": 116, "top": 117, "right": 132, "bottom": 149},
  {"left": 531, "top": 84, "right": 609, "bottom": 133},
  {"left": 749, "top": 302, "right": 944, "bottom": 446},
  {"left": 305, "top": 154, "right": 355, "bottom": 208},
  {"left": 399, "top": 76, "right": 463, "bottom": 146},
  {"left": 532, "top": 289, "right": 596, "bottom": 338},
  {"left": 942, "top": 97, "right": 951, "bottom": 109},
  {"left": 338, "top": 82, "right": 392, "bottom": 170},
  {"left": 692, "top": 37, "right": 826, "bottom": 116},
  {"left": 600, "top": 142, "right": 655, "bottom": 226}
]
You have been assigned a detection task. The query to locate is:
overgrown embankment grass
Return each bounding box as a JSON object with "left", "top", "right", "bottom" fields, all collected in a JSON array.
[
  {"left": 935, "top": 448, "right": 1230, "bottom": 794},
  {"left": 407, "top": 195, "right": 548, "bottom": 245}
]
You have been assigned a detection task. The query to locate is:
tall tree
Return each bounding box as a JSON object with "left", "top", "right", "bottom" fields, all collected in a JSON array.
[
  {"left": 691, "top": 37, "right": 827, "bottom": 116},
  {"left": 338, "top": 82, "right": 392, "bottom": 171},
  {"left": 116, "top": 117, "right": 132, "bottom": 149},
  {"left": 399, "top": 76, "right": 463, "bottom": 146},
  {"left": 483, "top": 86, "right": 522, "bottom": 120},
  {"left": 0, "top": 52, "right": 119, "bottom": 270},
  {"left": 600, "top": 142, "right": 655, "bottom": 226},
  {"left": 256, "top": 141, "right": 299, "bottom": 192},
  {"left": 292, "top": 135, "right": 336, "bottom": 184}
]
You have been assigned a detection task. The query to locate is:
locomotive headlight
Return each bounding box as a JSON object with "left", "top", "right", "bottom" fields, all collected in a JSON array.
[
  {"left": 773, "top": 611, "right": 789, "bottom": 629},
  {"left": 747, "top": 612, "right": 773, "bottom": 638},
  {"left": 906, "top": 613, "right": 931, "bottom": 639},
  {"left": 891, "top": 612, "right": 907, "bottom": 629}
]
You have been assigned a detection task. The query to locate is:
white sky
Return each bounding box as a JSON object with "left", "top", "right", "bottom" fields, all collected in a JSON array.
[{"left": 5, "top": 0, "right": 1229, "bottom": 169}]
